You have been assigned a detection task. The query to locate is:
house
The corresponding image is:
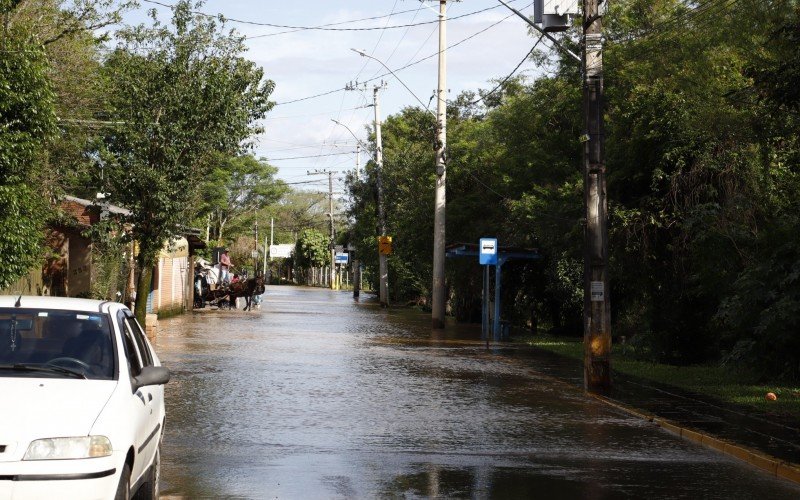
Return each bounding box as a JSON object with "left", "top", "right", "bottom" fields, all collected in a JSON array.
[{"left": 2, "top": 196, "right": 206, "bottom": 321}]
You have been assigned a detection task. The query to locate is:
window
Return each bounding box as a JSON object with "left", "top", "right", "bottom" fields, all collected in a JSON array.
[
  {"left": 124, "top": 316, "right": 153, "bottom": 367},
  {"left": 0, "top": 308, "right": 114, "bottom": 380},
  {"left": 117, "top": 312, "right": 143, "bottom": 378}
]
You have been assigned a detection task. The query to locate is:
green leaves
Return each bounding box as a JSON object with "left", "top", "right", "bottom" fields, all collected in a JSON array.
[
  {"left": 99, "top": 0, "right": 275, "bottom": 263},
  {"left": 0, "top": 185, "right": 47, "bottom": 289},
  {"left": 0, "top": 20, "right": 55, "bottom": 289},
  {"left": 294, "top": 229, "right": 330, "bottom": 269}
]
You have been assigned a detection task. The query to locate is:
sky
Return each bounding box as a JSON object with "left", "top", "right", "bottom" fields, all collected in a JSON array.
[{"left": 121, "top": 0, "right": 550, "bottom": 194}]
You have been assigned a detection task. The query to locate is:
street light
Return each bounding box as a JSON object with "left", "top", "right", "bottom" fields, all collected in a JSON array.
[
  {"left": 331, "top": 119, "right": 365, "bottom": 147},
  {"left": 331, "top": 119, "right": 365, "bottom": 300},
  {"left": 350, "top": 48, "right": 434, "bottom": 116},
  {"left": 331, "top": 119, "right": 364, "bottom": 179}
]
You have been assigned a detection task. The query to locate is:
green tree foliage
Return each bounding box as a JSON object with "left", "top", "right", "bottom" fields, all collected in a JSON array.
[
  {"left": 0, "top": 10, "right": 56, "bottom": 288},
  {"left": 200, "top": 154, "right": 287, "bottom": 245},
  {"left": 98, "top": 0, "right": 274, "bottom": 321},
  {"left": 293, "top": 228, "right": 329, "bottom": 269},
  {"left": 346, "top": 0, "right": 800, "bottom": 378}
]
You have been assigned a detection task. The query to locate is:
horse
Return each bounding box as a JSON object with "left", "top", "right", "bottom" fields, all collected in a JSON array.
[{"left": 227, "top": 275, "right": 265, "bottom": 311}]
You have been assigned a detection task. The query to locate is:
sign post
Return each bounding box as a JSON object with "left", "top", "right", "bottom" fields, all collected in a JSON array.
[{"left": 479, "top": 238, "right": 498, "bottom": 343}]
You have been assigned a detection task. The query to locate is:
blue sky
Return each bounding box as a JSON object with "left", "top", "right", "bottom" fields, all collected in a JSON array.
[{"left": 121, "top": 1, "right": 549, "bottom": 192}]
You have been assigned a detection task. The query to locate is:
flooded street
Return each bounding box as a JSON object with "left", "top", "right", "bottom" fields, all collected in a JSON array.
[{"left": 153, "top": 286, "right": 800, "bottom": 498}]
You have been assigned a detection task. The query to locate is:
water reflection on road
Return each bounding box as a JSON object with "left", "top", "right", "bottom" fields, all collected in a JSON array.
[{"left": 152, "top": 286, "right": 799, "bottom": 498}]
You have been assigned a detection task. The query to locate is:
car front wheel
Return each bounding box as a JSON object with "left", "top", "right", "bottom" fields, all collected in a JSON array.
[
  {"left": 134, "top": 446, "right": 160, "bottom": 500},
  {"left": 115, "top": 464, "right": 131, "bottom": 500}
]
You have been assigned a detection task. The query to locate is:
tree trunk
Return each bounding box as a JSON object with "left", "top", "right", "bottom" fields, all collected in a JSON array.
[{"left": 134, "top": 257, "right": 153, "bottom": 326}]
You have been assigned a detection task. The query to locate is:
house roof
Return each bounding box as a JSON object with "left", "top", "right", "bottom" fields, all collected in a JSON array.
[{"left": 63, "top": 195, "right": 131, "bottom": 216}]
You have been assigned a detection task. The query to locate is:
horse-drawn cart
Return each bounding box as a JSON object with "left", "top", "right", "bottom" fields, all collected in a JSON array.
[{"left": 194, "top": 268, "right": 265, "bottom": 311}]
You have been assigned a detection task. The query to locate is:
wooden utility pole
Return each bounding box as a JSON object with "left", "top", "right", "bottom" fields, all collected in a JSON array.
[
  {"left": 431, "top": 0, "right": 448, "bottom": 328},
  {"left": 582, "top": 0, "right": 611, "bottom": 391}
]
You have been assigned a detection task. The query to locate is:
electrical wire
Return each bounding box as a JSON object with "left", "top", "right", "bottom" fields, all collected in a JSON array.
[
  {"left": 464, "top": 33, "right": 544, "bottom": 107},
  {"left": 274, "top": 4, "right": 532, "bottom": 107},
  {"left": 365, "top": 0, "right": 425, "bottom": 81},
  {"left": 267, "top": 151, "right": 357, "bottom": 161},
  {"left": 141, "top": 0, "right": 518, "bottom": 33}
]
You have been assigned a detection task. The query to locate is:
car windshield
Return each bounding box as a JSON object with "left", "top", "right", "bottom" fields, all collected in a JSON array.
[{"left": 0, "top": 308, "right": 115, "bottom": 380}]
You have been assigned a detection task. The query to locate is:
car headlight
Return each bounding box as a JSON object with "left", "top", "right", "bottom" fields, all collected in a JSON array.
[{"left": 23, "top": 436, "right": 113, "bottom": 460}]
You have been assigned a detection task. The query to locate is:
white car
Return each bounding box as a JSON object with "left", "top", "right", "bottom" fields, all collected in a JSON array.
[{"left": 0, "top": 296, "right": 169, "bottom": 500}]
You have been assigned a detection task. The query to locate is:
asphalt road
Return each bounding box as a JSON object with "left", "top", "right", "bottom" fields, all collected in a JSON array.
[{"left": 153, "top": 286, "right": 800, "bottom": 499}]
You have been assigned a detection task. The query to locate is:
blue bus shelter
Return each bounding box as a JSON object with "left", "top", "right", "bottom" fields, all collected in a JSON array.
[{"left": 446, "top": 242, "right": 542, "bottom": 341}]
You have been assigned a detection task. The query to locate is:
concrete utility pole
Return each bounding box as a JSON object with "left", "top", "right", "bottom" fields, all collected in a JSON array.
[
  {"left": 495, "top": 0, "right": 609, "bottom": 390},
  {"left": 254, "top": 217, "right": 258, "bottom": 277},
  {"left": 330, "top": 118, "right": 365, "bottom": 299},
  {"left": 354, "top": 145, "right": 361, "bottom": 299},
  {"left": 307, "top": 169, "right": 339, "bottom": 290},
  {"left": 431, "top": 0, "right": 448, "bottom": 329},
  {"left": 374, "top": 83, "right": 389, "bottom": 307},
  {"left": 582, "top": 0, "right": 611, "bottom": 391},
  {"left": 356, "top": 143, "right": 361, "bottom": 179}
]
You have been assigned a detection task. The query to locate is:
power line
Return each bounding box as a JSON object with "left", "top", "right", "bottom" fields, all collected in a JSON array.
[
  {"left": 274, "top": 4, "right": 531, "bottom": 107},
  {"left": 267, "top": 151, "right": 357, "bottom": 161},
  {"left": 263, "top": 105, "right": 372, "bottom": 121},
  {"left": 365, "top": 0, "right": 425, "bottom": 81},
  {"left": 464, "top": 33, "right": 544, "bottom": 106},
  {"left": 142, "top": 0, "right": 519, "bottom": 33}
]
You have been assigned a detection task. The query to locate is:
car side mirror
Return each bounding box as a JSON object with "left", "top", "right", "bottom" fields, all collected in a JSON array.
[{"left": 133, "top": 366, "right": 171, "bottom": 390}]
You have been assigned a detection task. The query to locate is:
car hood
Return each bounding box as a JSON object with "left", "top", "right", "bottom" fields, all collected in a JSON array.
[{"left": 0, "top": 378, "right": 116, "bottom": 459}]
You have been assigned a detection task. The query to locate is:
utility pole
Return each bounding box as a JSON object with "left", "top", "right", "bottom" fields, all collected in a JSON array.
[
  {"left": 356, "top": 143, "right": 361, "bottom": 179},
  {"left": 307, "top": 170, "right": 339, "bottom": 290},
  {"left": 494, "top": 0, "right": 609, "bottom": 391},
  {"left": 374, "top": 82, "right": 389, "bottom": 307},
  {"left": 582, "top": 0, "right": 610, "bottom": 391},
  {"left": 353, "top": 144, "right": 361, "bottom": 299},
  {"left": 431, "top": 0, "right": 448, "bottom": 328},
  {"left": 330, "top": 115, "right": 365, "bottom": 298}
]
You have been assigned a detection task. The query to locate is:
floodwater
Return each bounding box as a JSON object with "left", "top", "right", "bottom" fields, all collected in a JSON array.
[{"left": 152, "top": 286, "right": 800, "bottom": 499}]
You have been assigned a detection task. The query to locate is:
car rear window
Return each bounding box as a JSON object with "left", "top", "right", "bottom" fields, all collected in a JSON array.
[{"left": 0, "top": 308, "right": 115, "bottom": 380}]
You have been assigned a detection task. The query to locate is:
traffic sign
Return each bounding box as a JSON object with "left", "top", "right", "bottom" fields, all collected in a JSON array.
[
  {"left": 334, "top": 253, "right": 349, "bottom": 264},
  {"left": 479, "top": 238, "right": 498, "bottom": 265},
  {"left": 378, "top": 236, "right": 393, "bottom": 255}
]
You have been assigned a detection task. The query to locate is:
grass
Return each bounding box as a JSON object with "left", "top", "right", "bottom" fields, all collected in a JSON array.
[{"left": 515, "top": 334, "right": 800, "bottom": 419}]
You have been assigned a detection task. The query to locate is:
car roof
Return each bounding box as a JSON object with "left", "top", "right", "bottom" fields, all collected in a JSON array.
[{"left": 0, "top": 295, "right": 123, "bottom": 314}]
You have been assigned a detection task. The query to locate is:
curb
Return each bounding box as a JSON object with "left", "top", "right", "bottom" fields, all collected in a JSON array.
[{"left": 586, "top": 392, "right": 800, "bottom": 486}]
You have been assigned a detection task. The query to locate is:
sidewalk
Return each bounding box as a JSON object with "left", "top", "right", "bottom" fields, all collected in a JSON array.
[{"left": 509, "top": 346, "right": 800, "bottom": 483}]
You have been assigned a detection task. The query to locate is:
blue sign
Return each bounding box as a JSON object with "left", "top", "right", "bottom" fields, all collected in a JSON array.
[
  {"left": 334, "top": 253, "right": 349, "bottom": 264},
  {"left": 479, "top": 238, "right": 498, "bottom": 265}
]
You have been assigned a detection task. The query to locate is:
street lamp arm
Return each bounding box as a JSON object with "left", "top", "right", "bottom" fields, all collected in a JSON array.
[
  {"left": 495, "top": 0, "right": 581, "bottom": 63},
  {"left": 331, "top": 119, "right": 367, "bottom": 148},
  {"left": 351, "top": 48, "right": 436, "bottom": 116}
]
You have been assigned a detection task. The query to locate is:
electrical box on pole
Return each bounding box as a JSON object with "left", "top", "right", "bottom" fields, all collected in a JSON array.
[{"left": 534, "top": 0, "right": 579, "bottom": 32}]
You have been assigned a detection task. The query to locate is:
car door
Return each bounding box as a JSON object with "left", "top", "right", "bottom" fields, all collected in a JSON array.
[
  {"left": 123, "top": 314, "right": 164, "bottom": 452},
  {"left": 116, "top": 311, "right": 157, "bottom": 484}
]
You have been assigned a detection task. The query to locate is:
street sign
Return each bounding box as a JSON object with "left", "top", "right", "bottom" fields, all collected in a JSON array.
[
  {"left": 378, "top": 236, "right": 393, "bottom": 255},
  {"left": 590, "top": 281, "right": 604, "bottom": 302},
  {"left": 250, "top": 250, "right": 259, "bottom": 258},
  {"left": 334, "top": 253, "right": 349, "bottom": 264},
  {"left": 334, "top": 245, "right": 344, "bottom": 253},
  {"left": 269, "top": 244, "right": 294, "bottom": 259},
  {"left": 479, "top": 238, "right": 498, "bottom": 265}
]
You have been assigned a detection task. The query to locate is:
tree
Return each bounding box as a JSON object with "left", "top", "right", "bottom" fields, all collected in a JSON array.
[
  {"left": 293, "top": 229, "right": 330, "bottom": 270},
  {"left": 201, "top": 154, "right": 287, "bottom": 245},
  {"left": 10, "top": 0, "right": 130, "bottom": 199},
  {"left": 99, "top": 0, "right": 274, "bottom": 322},
  {"left": 0, "top": 5, "right": 56, "bottom": 289}
]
